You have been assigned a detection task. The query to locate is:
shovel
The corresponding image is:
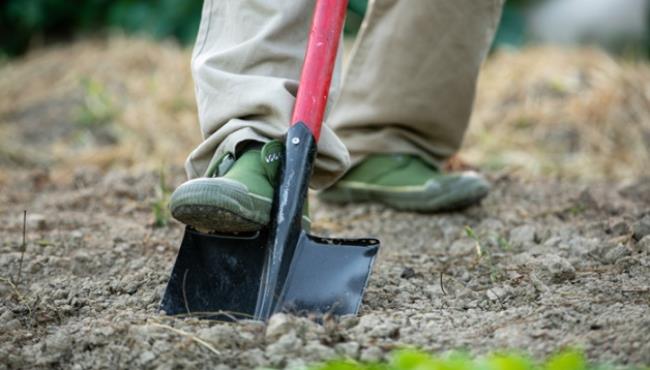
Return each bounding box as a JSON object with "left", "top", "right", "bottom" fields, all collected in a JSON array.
[{"left": 160, "top": 0, "right": 379, "bottom": 321}]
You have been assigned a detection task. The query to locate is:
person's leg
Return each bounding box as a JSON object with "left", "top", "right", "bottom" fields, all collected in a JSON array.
[
  {"left": 321, "top": 0, "right": 504, "bottom": 211},
  {"left": 330, "top": 0, "right": 503, "bottom": 166},
  {"left": 172, "top": 0, "right": 349, "bottom": 232},
  {"left": 187, "top": 0, "right": 348, "bottom": 186}
]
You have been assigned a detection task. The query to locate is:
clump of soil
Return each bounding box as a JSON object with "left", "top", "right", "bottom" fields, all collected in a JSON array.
[{"left": 0, "top": 168, "right": 648, "bottom": 369}]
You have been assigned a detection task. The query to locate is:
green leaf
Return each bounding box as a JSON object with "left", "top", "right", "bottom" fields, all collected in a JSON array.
[
  {"left": 485, "top": 353, "right": 533, "bottom": 370},
  {"left": 545, "top": 351, "right": 586, "bottom": 370}
]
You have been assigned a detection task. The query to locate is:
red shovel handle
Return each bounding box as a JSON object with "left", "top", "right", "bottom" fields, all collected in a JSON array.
[{"left": 291, "top": 0, "right": 349, "bottom": 142}]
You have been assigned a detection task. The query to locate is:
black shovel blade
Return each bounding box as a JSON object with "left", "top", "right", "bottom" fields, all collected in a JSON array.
[
  {"left": 277, "top": 231, "right": 379, "bottom": 316},
  {"left": 160, "top": 227, "right": 379, "bottom": 320},
  {"left": 159, "top": 227, "right": 266, "bottom": 320}
]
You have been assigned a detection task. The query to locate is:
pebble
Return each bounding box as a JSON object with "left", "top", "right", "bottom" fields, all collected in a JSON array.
[
  {"left": 632, "top": 215, "right": 650, "bottom": 241},
  {"left": 603, "top": 244, "right": 631, "bottom": 264},
  {"left": 608, "top": 218, "right": 631, "bottom": 236},
  {"left": 303, "top": 341, "right": 336, "bottom": 361},
  {"left": 27, "top": 213, "right": 47, "bottom": 230},
  {"left": 354, "top": 315, "right": 399, "bottom": 338},
  {"left": 637, "top": 235, "right": 650, "bottom": 253},
  {"left": 509, "top": 225, "right": 537, "bottom": 248},
  {"left": 359, "top": 346, "right": 384, "bottom": 362},
  {"left": 265, "top": 332, "right": 302, "bottom": 365},
  {"left": 335, "top": 341, "right": 360, "bottom": 358},
  {"left": 138, "top": 351, "right": 155, "bottom": 364},
  {"left": 400, "top": 267, "right": 416, "bottom": 279},
  {"left": 265, "top": 313, "right": 293, "bottom": 341},
  {"left": 538, "top": 254, "right": 576, "bottom": 283}
]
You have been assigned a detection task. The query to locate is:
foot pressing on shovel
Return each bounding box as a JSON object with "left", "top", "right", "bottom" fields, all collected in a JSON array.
[{"left": 169, "top": 141, "right": 310, "bottom": 233}]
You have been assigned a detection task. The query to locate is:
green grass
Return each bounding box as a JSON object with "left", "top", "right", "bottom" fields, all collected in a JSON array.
[
  {"left": 151, "top": 167, "right": 171, "bottom": 227},
  {"left": 76, "top": 77, "right": 117, "bottom": 128},
  {"left": 307, "top": 349, "right": 642, "bottom": 370}
]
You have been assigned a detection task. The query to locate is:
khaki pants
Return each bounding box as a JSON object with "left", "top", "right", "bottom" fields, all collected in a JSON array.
[{"left": 186, "top": 0, "right": 503, "bottom": 189}]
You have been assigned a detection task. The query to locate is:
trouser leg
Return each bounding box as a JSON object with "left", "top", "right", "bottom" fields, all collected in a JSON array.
[
  {"left": 186, "top": 0, "right": 350, "bottom": 189},
  {"left": 329, "top": 0, "right": 504, "bottom": 169}
]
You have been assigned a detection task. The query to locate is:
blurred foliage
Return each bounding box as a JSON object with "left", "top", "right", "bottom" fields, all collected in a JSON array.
[
  {"left": 76, "top": 77, "right": 117, "bottom": 128},
  {"left": 2, "top": 0, "right": 535, "bottom": 57},
  {"left": 308, "top": 349, "right": 636, "bottom": 370},
  {"left": 1, "top": 0, "right": 202, "bottom": 57}
]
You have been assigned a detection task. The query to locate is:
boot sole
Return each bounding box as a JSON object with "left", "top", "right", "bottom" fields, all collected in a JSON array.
[
  {"left": 169, "top": 178, "right": 271, "bottom": 233},
  {"left": 319, "top": 175, "right": 489, "bottom": 212}
]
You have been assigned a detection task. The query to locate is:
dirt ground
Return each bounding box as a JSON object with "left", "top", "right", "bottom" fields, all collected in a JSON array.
[{"left": 1, "top": 38, "right": 649, "bottom": 369}]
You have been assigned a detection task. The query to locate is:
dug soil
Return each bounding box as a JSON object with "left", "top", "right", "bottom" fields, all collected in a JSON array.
[{"left": 1, "top": 168, "right": 649, "bottom": 369}]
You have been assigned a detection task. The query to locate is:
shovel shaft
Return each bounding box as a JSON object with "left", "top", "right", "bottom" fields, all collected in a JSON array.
[
  {"left": 291, "top": 0, "right": 348, "bottom": 142},
  {"left": 254, "top": 0, "right": 349, "bottom": 321}
]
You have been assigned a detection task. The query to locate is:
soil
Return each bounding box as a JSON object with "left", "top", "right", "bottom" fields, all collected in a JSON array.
[
  {"left": 1, "top": 38, "right": 649, "bottom": 369},
  {"left": 1, "top": 168, "right": 649, "bottom": 369}
]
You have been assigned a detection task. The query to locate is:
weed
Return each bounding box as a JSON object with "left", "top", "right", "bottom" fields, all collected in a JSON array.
[
  {"left": 497, "top": 235, "right": 512, "bottom": 251},
  {"left": 464, "top": 226, "right": 482, "bottom": 257},
  {"left": 76, "top": 77, "right": 117, "bottom": 128},
  {"left": 465, "top": 226, "right": 505, "bottom": 284},
  {"left": 151, "top": 168, "right": 171, "bottom": 228}
]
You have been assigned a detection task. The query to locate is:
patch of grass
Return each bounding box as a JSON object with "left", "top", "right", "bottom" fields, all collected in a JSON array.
[
  {"left": 151, "top": 168, "right": 171, "bottom": 228},
  {"left": 76, "top": 77, "right": 117, "bottom": 128},
  {"left": 464, "top": 226, "right": 482, "bottom": 257},
  {"left": 465, "top": 226, "right": 505, "bottom": 284},
  {"left": 308, "top": 349, "right": 629, "bottom": 370},
  {"left": 497, "top": 235, "right": 512, "bottom": 251}
]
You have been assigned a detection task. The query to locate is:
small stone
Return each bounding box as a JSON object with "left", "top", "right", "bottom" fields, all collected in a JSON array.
[
  {"left": 509, "top": 225, "right": 537, "bottom": 248},
  {"left": 138, "top": 351, "right": 155, "bottom": 364},
  {"left": 0, "top": 310, "right": 15, "bottom": 321},
  {"left": 4, "top": 319, "right": 22, "bottom": 331},
  {"left": 576, "top": 189, "right": 599, "bottom": 210},
  {"left": 335, "top": 341, "right": 360, "bottom": 358},
  {"left": 266, "top": 332, "right": 302, "bottom": 365},
  {"left": 338, "top": 315, "right": 359, "bottom": 329},
  {"left": 632, "top": 215, "right": 650, "bottom": 241},
  {"left": 400, "top": 267, "right": 416, "bottom": 279},
  {"left": 27, "top": 213, "right": 47, "bottom": 230},
  {"left": 486, "top": 286, "right": 508, "bottom": 301},
  {"left": 563, "top": 236, "right": 600, "bottom": 258},
  {"left": 265, "top": 313, "right": 293, "bottom": 340},
  {"left": 637, "top": 235, "right": 650, "bottom": 253},
  {"left": 603, "top": 244, "right": 631, "bottom": 264},
  {"left": 608, "top": 218, "right": 631, "bottom": 236},
  {"left": 615, "top": 256, "right": 640, "bottom": 270},
  {"left": 70, "top": 231, "right": 84, "bottom": 244},
  {"left": 537, "top": 254, "right": 576, "bottom": 283},
  {"left": 303, "top": 341, "right": 336, "bottom": 361},
  {"left": 486, "top": 289, "right": 500, "bottom": 301},
  {"left": 44, "top": 331, "right": 72, "bottom": 353},
  {"left": 354, "top": 314, "right": 399, "bottom": 338},
  {"left": 360, "top": 346, "right": 384, "bottom": 362}
]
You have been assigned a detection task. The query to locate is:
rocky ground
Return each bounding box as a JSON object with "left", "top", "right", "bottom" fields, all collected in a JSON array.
[
  {"left": 1, "top": 38, "right": 649, "bottom": 369},
  {"left": 0, "top": 167, "right": 649, "bottom": 369}
]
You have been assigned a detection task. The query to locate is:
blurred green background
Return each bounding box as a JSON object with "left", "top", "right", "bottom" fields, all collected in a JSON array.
[
  {"left": 2, "top": 0, "right": 648, "bottom": 58},
  {"left": 0, "top": 0, "right": 532, "bottom": 58},
  {"left": 1, "top": 0, "right": 202, "bottom": 57}
]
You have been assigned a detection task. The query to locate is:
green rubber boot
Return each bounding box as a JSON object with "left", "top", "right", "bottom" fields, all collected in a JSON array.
[
  {"left": 170, "top": 141, "right": 310, "bottom": 233},
  {"left": 318, "top": 154, "right": 489, "bottom": 212}
]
